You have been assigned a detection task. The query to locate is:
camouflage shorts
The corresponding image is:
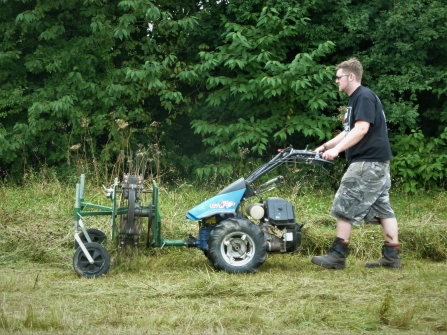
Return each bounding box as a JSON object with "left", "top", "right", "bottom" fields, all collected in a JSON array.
[{"left": 331, "top": 161, "right": 395, "bottom": 226}]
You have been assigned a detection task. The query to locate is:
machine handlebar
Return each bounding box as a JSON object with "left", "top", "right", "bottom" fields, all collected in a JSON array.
[{"left": 245, "top": 146, "right": 333, "bottom": 185}]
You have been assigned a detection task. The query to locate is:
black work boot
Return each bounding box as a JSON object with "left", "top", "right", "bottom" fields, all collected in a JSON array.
[
  {"left": 366, "top": 241, "right": 402, "bottom": 269},
  {"left": 311, "top": 237, "right": 349, "bottom": 270}
]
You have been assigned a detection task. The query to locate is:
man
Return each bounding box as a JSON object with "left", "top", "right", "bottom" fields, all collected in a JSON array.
[{"left": 312, "top": 57, "right": 401, "bottom": 270}]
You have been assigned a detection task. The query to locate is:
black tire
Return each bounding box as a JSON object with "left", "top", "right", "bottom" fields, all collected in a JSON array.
[
  {"left": 207, "top": 218, "right": 267, "bottom": 273},
  {"left": 119, "top": 188, "right": 142, "bottom": 246},
  {"left": 73, "top": 242, "right": 111, "bottom": 278},
  {"left": 74, "top": 228, "right": 107, "bottom": 249},
  {"left": 127, "top": 188, "right": 135, "bottom": 235}
]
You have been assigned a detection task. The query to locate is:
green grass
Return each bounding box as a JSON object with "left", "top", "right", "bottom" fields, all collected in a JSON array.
[{"left": 1, "top": 175, "right": 447, "bottom": 334}]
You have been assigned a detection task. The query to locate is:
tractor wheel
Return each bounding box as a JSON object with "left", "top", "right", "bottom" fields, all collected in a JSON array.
[
  {"left": 73, "top": 242, "right": 111, "bottom": 278},
  {"left": 74, "top": 228, "right": 107, "bottom": 249},
  {"left": 207, "top": 218, "right": 267, "bottom": 273}
]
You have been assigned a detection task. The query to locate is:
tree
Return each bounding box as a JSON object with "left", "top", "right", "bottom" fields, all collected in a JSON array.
[
  {"left": 0, "top": 0, "right": 201, "bottom": 180},
  {"left": 1, "top": 0, "right": 446, "bottom": 190},
  {"left": 189, "top": 5, "right": 338, "bottom": 177}
]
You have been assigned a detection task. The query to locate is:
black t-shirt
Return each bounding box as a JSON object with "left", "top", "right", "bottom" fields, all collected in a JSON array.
[{"left": 343, "top": 86, "right": 393, "bottom": 164}]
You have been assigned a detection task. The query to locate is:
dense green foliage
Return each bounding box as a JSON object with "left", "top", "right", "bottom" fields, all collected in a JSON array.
[{"left": 1, "top": 0, "right": 447, "bottom": 190}]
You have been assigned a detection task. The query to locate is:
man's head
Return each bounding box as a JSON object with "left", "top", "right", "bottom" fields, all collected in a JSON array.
[{"left": 335, "top": 57, "right": 363, "bottom": 96}]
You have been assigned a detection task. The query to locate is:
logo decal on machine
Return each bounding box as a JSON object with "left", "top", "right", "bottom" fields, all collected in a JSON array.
[{"left": 209, "top": 201, "right": 236, "bottom": 209}]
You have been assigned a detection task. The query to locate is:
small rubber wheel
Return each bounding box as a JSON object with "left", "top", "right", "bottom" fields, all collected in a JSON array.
[
  {"left": 207, "top": 218, "right": 267, "bottom": 273},
  {"left": 73, "top": 242, "right": 111, "bottom": 278},
  {"left": 74, "top": 228, "right": 106, "bottom": 249}
]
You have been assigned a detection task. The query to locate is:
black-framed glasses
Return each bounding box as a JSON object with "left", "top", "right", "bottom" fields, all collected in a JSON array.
[{"left": 335, "top": 74, "right": 350, "bottom": 80}]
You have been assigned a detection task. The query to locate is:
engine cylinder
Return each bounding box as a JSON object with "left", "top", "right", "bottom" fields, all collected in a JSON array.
[{"left": 246, "top": 203, "right": 265, "bottom": 220}]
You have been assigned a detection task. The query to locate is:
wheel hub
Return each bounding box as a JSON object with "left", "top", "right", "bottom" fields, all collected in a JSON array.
[{"left": 221, "top": 233, "right": 255, "bottom": 266}]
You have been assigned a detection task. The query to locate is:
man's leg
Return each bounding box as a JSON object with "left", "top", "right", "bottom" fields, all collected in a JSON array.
[
  {"left": 380, "top": 217, "right": 398, "bottom": 243},
  {"left": 311, "top": 218, "right": 352, "bottom": 270},
  {"left": 366, "top": 217, "right": 401, "bottom": 269},
  {"left": 311, "top": 162, "right": 363, "bottom": 270},
  {"left": 336, "top": 219, "right": 352, "bottom": 240}
]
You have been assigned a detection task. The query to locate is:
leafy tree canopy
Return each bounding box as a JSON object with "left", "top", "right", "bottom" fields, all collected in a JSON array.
[{"left": 1, "top": 0, "right": 446, "bottom": 191}]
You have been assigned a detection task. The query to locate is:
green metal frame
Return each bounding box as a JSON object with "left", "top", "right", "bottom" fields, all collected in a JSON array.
[
  {"left": 74, "top": 175, "right": 186, "bottom": 247},
  {"left": 74, "top": 174, "right": 123, "bottom": 239},
  {"left": 149, "top": 180, "right": 186, "bottom": 247}
]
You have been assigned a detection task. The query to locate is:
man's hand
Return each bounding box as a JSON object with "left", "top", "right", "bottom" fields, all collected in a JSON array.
[
  {"left": 315, "top": 145, "right": 326, "bottom": 153},
  {"left": 322, "top": 148, "right": 339, "bottom": 161}
]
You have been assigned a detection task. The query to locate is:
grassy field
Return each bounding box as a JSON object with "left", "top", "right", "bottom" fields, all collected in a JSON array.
[{"left": 1, "top": 175, "right": 447, "bottom": 334}]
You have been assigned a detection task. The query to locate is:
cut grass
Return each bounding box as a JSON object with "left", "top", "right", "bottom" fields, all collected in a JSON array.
[
  {"left": 1, "top": 177, "right": 447, "bottom": 334},
  {"left": 1, "top": 257, "right": 447, "bottom": 334}
]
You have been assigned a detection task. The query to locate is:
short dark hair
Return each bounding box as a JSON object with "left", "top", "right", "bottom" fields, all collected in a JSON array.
[{"left": 336, "top": 57, "right": 363, "bottom": 82}]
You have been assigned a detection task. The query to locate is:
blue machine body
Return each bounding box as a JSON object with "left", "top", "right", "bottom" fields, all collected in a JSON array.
[
  {"left": 186, "top": 178, "right": 247, "bottom": 220},
  {"left": 183, "top": 149, "right": 332, "bottom": 255}
]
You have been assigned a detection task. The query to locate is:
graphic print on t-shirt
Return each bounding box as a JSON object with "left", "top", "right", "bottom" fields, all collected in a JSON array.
[{"left": 343, "top": 107, "right": 352, "bottom": 134}]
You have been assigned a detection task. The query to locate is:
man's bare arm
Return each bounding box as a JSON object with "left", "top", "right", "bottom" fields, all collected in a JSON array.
[{"left": 322, "top": 120, "right": 370, "bottom": 160}]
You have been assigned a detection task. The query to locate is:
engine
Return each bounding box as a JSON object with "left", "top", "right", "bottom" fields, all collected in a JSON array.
[{"left": 246, "top": 197, "right": 302, "bottom": 253}]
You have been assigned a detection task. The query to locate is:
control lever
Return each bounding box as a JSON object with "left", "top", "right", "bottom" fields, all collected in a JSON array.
[
  {"left": 311, "top": 152, "right": 333, "bottom": 174},
  {"left": 254, "top": 175, "right": 284, "bottom": 195}
]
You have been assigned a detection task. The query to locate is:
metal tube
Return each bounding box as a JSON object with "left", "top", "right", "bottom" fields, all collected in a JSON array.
[
  {"left": 74, "top": 234, "right": 94, "bottom": 264},
  {"left": 162, "top": 240, "right": 187, "bottom": 247},
  {"left": 75, "top": 183, "right": 80, "bottom": 231},
  {"left": 75, "top": 183, "right": 80, "bottom": 209},
  {"left": 80, "top": 174, "right": 85, "bottom": 202},
  {"left": 111, "top": 177, "right": 118, "bottom": 239},
  {"left": 78, "top": 218, "right": 92, "bottom": 243}
]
